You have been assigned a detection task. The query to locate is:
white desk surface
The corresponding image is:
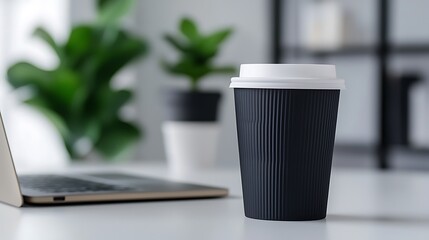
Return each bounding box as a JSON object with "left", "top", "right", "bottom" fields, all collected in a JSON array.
[{"left": 1, "top": 162, "right": 429, "bottom": 240}]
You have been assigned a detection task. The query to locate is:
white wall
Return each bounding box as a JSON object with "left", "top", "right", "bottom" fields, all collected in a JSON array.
[{"left": 134, "top": 0, "right": 269, "bottom": 164}]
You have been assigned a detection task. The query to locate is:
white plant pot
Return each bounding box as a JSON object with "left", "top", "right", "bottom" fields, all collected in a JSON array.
[{"left": 162, "top": 121, "right": 219, "bottom": 175}]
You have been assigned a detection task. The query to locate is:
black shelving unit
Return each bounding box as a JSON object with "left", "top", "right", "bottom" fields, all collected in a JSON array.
[
  {"left": 271, "top": 0, "right": 429, "bottom": 169},
  {"left": 284, "top": 44, "right": 429, "bottom": 57}
]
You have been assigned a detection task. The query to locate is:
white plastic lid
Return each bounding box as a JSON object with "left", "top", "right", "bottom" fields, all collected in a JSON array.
[{"left": 230, "top": 64, "right": 345, "bottom": 89}]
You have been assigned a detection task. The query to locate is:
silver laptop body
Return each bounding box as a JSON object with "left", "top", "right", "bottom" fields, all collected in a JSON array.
[{"left": 0, "top": 113, "right": 228, "bottom": 207}]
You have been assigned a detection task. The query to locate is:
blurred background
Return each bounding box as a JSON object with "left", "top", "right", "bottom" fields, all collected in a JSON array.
[{"left": 1, "top": 0, "right": 429, "bottom": 171}]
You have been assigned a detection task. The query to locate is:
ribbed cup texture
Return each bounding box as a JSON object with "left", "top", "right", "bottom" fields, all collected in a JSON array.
[{"left": 234, "top": 88, "right": 340, "bottom": 221}]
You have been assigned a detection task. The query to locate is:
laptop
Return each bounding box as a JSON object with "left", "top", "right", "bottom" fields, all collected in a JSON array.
[{"left": 0, "top": 113, "right": 228, "bottom": 207}]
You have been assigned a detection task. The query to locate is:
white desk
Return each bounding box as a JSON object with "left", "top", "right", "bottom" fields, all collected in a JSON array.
[{"left": 1, "top": 163, "right": 429, "bottom": 240}]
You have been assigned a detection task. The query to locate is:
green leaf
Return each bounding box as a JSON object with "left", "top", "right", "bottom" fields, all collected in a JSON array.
[
  {"left": 162, "top": 18, "right": 235, "bottom": 87},
  {"left": 97, "top": 87, "right": 132, "bottom": 123},
  {"left": 68, "top": 87, "right": 90, "bottom": 120},
  {"left": 162, "top": 58, "right": 211, "bottom": 85},
  {"left": 207, "top": 28, "right": 233, "bottom": 46},
  {"left": 49, "top": 69, "right": 81, "bottom": 106},
  {"left": 33, "top": 27, "right": 63, "bottom": 59},
  {"left": 95, "top": 120, "right": 140, "bottom": 160},
  {"left": 96, "top": 0, "right": 135, "bottom": 25},
  {"left": 97, "top": 0, "right": 113, "bottom": 10},
  {"left": 96, "top": 32, "right": 148, "bottom": 82},
  {"left": 180, "top": 18, "right": 199, "bottom": 41},
  {"left": 7, "top": 62, "right": 50, "bottom": 89},
  {"left": 8, "top": 64, "right": 81, "bottom": 115},
  {"left": 211, "top": 66, "right": 236, "bottom": 74},
  {"left": 64, "top": 25, "right": 95, "bottom": 65},
  {"left": 82, "top": 117, "right": 102, "bottom": 143},
  {"left": 24, "top": 97, "right": 70, "bottom": 139},
  {"left": 164, "top": 34, "right": 188, "bottom": 52},
  {"left": 199, "top": 28, "right": 232, "bottom": 57}
]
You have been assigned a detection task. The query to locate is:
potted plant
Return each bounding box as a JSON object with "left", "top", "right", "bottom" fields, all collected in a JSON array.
[
  {"left": 161, "top": 17, "right": 235, "bottom": 173},
  {"left": 6, "top": 0, "right": 148, "bottom": 161}
]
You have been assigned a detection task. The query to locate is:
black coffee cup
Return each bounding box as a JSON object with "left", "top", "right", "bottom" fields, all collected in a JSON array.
[{"left": 231, "top": 64, "right": 345, "bottom": 221}]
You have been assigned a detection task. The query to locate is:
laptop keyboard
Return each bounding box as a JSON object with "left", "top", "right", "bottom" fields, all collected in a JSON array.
[{"left": 19, "top": 175, "right": 130, "bottom": 193}]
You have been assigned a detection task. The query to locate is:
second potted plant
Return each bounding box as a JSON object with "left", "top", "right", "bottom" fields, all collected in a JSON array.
[{"left": 161, "top": 18, "right": 235, "bottom": 174}]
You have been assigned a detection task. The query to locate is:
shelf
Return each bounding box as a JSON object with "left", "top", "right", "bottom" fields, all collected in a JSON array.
[
  {"left": 334, "top": 144, "right": 376, "bottom": 153},
  {"left": 284, "top": 46, "right": 375, "bottom": 57},
  {"left": 284, "top": 44, "right": 429, "bottom": 57},
  {"left": 391, "top": 44, "right": 429, "bottom": 55},
  {"left": 392, "top": 145, "right": 429, "bottom": 154},
  {"left": 334, "top": 144, "right": 429, "bottom": 155}
]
